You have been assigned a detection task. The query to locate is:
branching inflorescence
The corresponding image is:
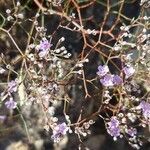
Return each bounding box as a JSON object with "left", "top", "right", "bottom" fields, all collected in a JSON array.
[{"left": 0, "top": 0, "right": 150, "bottom": 149}]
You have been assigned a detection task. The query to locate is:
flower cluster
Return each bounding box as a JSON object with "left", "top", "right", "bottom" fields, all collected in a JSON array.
[
  {"left": 139, "top": 101, "right": 150, "bottom": 121},
  {"left": 97, "top": 65, "right": 123, "bottom": 87},
  {"left": 5, "top": 97, "right": 17, "bottom": 109},
  {"left": 123, "top": 65, "right": 135, "bottom": 79},
  {"left": 36, "top": 38, "right": 52, "bottom": 58},
  {"left": 107, "top": 117, "right": 121, "bottom": 140},
  {"left": 0, "top": 1, "right": 149, "bottom": 149},
  {"left": 51, "top": 122, "right": 69, "bottom": 142},
  {"left": 106, "top": 115, "right": 138, "bottom": 144},
  {"left": 126, "top": 127, "right": 137, "bottom": 137},
  {"left": 1, "top": 79, "right": 18, "bottom": 110},
  {"left": 97, "top": 65, "right": 109, "bottom": 77},
  {"left": 7, "top": 80, "right": 17, "bottom": 93},
  {"left": 97, "top": 64, "right": 135, "bottom": 87}
]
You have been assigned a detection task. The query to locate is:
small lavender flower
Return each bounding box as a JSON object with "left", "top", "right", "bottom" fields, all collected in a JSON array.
[
  {"left": 139, "top": 101, "right": 150, "bottom": 120},
  {"left": 107, "top": 117, "right": 120, "bottom": 140},
  {"left": 123, "top": 65, "right": 135, "bottom": 79},
  {"left": 8, "top": 80, "right": 17, "bottom": 93},
  {"left": 100, "top": 74, "right": 114, "bottom": 87},
  {"left": 126, "top": 128, "right": 137, "bottom": 137},
  {"left": 113, "top": 75, "right": 123, "bottom": 85},
  {"left": 108, "top": 117, "right": 119, "bottom": 127},
  {"left": 5, "top": 97, "right": 17, "bottom": 109},
  {"left": 97, "top": 65, "right": 109, "bottom": 77},
  {"left": 37, "top": 38, "right": 52, "bottom": 58},
  {"left": 51, "top": 122, "right": 69, "bottom": 142}
]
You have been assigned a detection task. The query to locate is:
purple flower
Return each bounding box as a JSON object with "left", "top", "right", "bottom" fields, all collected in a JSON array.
[
  {"left": 126, "top": 128, "right": 137, "bottom": 137},
  {"left": 107, "top": 117, "right": 120, "bottom": 140},
  {"left": 113, "top": 75, "right": 123, "bottom": 85},
  {"left": 51, "top": 122, "right": 69, "bottom": 142},
  {"left": 108, "top": 117, "right": 119, "bottom": 127},
  {"left": 123, "top": 65, "right": 135, "bottom": 79},
  {"left": 8, "top": 80, "right": 17, "bottom": 93},
  {"left": 37, "top": 38, "right": 52, "bottom": 58},
  {"left": 100, "top": 74, "right": 114, "bottom": 87},
  {"left": 5, "top": 97, "right": 17, "bottom": 109},
  {"left": 97, "top": 65, "right": 109, "bottom": 77},
  {"left": 139, "top": 101, "right": 150, "bottom": 120}
]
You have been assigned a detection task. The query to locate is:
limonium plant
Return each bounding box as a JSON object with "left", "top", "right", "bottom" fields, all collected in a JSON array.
[{"left": 0, "top": 0, "right": 149, "bottom": 149}]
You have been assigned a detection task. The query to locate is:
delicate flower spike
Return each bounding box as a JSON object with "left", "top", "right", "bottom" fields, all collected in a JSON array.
[
  {"left": 100, "top": 74, "right": 114, "bottom": 87},
  {"left": 37, "top": 38, "right": 52, "bottom": 58},
  {"left": 5, "top": 97, "right": 17, "bottom": 109},
  {"left": 139, "top": 101, "right": 150, "bottom": 121},
  {"left": 97, "top": 65, "right": 109, "bottom": 77},
  {"left": 51, "top": 122, "right": 69, "bottom": 142},
  {"left": 113, "top": 75, "right": 123, "bottom": 85},
  {"left": 123, "top": 65, "right": 135, "bottom": 79},
  {"left": 107, "top": 117, "right": 120, "bottom": 140},
  {"left": 8, "top": 80, "right": 17, "bottom": 93}
]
